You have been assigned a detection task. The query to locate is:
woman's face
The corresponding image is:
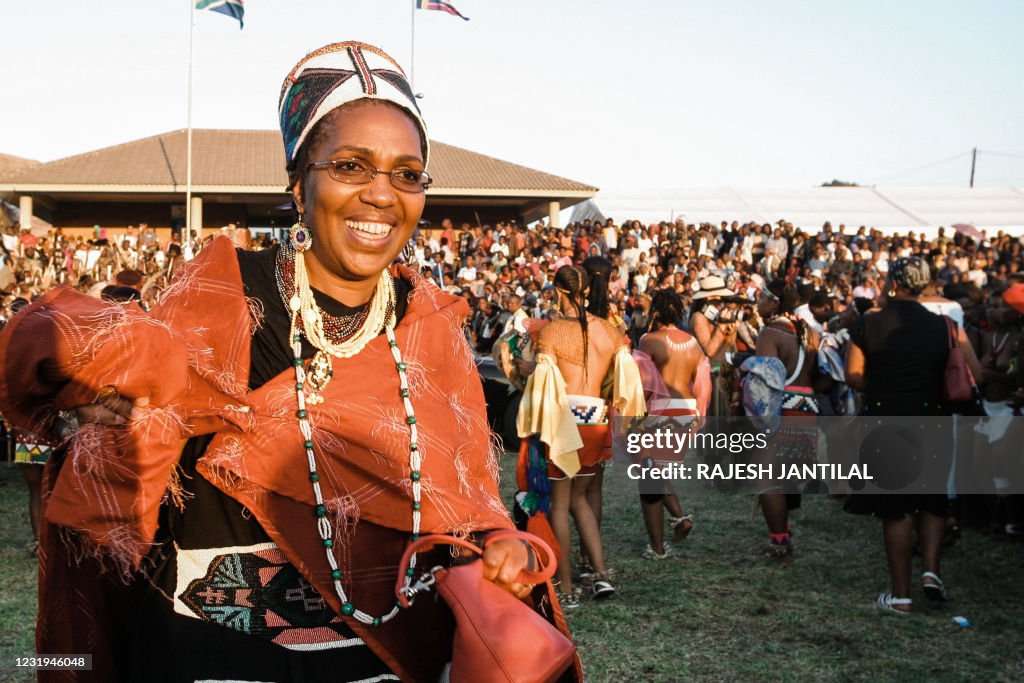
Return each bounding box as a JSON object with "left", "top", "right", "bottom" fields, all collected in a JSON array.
[{"left": 294, "top": 102, "right": 425, "bottom": 284}]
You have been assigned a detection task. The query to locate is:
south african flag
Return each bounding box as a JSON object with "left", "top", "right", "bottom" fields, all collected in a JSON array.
[{"left": 196, "top": 0, "right": 245, "bottom": 29}]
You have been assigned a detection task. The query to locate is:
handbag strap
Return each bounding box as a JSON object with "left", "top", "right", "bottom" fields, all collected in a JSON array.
[
  {"left": 944, "top": 316, "right": 958, "bottom": 351},
  {"left": 394, "top": 530, "right": 558, "bottom": 607},
  {"left": 481, "top": 529, "right": 558, "bottom": 583}
]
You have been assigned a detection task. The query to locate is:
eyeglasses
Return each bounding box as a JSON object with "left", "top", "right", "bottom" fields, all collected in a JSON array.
[{"left": 306, "top": 158, "right": 433, "bottom": 193}]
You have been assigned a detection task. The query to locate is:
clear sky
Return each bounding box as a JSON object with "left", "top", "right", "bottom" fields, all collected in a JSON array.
[{"left": 3, "top": 0, "right": 1023, "bottom": 190}]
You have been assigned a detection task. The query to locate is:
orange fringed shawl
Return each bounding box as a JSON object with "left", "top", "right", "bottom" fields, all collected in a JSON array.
[{"left": 0, "top": 237, "right": 520, "bottom": 682}]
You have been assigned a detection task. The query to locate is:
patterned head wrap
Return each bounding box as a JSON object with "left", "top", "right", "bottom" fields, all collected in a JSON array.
[
  {"left": 278, "top": 41, "right": 428, "bottom": 169},
  {"left": 888, "top": 256, "right": 931, "bottom": 295}
]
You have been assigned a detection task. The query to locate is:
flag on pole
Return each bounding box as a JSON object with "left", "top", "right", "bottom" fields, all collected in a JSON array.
[
  {"left": 416, "top": 0, "right": 470, "bottom": 21},
  {"left": 196, "top": 0, "right": 245, "bottom": 29}
]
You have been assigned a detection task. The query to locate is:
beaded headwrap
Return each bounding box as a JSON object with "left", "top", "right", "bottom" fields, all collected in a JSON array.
[
  {"left": 888, "top": 256, "right": 931, "bottom": 295},
  {"left": 278, "top": 41, "right": 429, "bottom": 169}
]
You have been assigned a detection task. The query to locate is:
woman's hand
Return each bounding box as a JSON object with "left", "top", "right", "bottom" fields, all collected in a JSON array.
[
  {"left": 482, "top": 537, "right": 534, "bottom": 599},
  {"left": 75, "top": 387, "right": 149, "bottom": 426}
]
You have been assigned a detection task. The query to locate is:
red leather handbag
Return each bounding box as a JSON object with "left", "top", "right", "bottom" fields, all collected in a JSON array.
[
  {"left": 942, "top": 317, "right": 976, "bottom": 403},
  {"left": 395, "top": 530, "right": 576, "bottom": 683}
]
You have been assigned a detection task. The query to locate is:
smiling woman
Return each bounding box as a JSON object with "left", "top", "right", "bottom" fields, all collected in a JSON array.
[
  {"left": 295, "top": 102, "right": 427, "bottom": 297},
  {"left": 0, "top": 41, "right": 579, "bottom": 683}
]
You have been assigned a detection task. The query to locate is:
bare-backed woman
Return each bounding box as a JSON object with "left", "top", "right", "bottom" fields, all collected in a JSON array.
[{"left": 517, "top": 265, "right": 645, "bottom": 608}]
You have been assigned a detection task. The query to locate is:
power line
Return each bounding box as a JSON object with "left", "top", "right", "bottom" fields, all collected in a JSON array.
[
  {"left": 979, "top": 150, "right": 1024, "bottom": 161},
  {"left": 869, "top": 151, "right": 972, "bottom": 184}
]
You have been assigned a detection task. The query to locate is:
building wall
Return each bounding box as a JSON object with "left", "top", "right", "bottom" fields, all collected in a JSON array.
[
  {"left": 39, "top": 199, "right": 543, "bottom": 240},
  {"left": 55, "top": 201, "right": 174, "bottom": 229},
  {"left": 47, "top": 201, "right": 526, "bottom": 231},
  {"left": 50, "top": 200, "right": 260, "bottom": 238},
  {"left": 421, "top": 205, "right": 524, "bottom": 228}
]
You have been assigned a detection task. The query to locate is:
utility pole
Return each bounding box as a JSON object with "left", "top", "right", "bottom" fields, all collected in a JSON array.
[{"left": 969, "top": 147, "right": 977, "bottom": 188}]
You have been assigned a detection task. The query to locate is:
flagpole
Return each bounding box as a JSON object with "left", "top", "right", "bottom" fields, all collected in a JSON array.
[
  {"left": 410, "top": 1, "right": 416, "bottom": 90},
  {"left": 185, "top": 0, "right": 196, "bottom": 241}
]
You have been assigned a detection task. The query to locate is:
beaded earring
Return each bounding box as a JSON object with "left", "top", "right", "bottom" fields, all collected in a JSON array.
[{"left": 290, "top": 221, "right": 312, "bottom": 252}]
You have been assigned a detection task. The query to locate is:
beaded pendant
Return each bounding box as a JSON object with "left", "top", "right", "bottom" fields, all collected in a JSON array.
[{"left": 306, "top": 350, "right": 333, "bottom": 399}]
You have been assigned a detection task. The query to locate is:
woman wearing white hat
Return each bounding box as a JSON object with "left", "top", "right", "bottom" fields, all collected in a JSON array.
[{"left": 691, "top": 275, "right": 740, "bottom": 417}]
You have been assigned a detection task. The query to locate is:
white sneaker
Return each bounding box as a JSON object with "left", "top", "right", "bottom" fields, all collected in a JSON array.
[{"left": 592, "top": 577, "right": 616, "bottom": 599}]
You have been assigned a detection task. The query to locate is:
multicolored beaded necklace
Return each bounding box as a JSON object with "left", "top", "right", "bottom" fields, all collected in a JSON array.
[
  {"left": 275, "top": 245, "right": 373, "bottom": 341},
  {"left": 285, "top": 222, "right": 422, "bottom": 626}
]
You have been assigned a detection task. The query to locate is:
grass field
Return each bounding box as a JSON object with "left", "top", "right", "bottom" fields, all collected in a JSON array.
[
  {"left": 1, "top": 459, "right": 1023, "bottom": 682},
  {"left": 0, "top": 468, "right": 37, "bottom": 683}
]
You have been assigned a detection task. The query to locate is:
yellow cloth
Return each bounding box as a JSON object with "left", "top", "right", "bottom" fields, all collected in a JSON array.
[
  {"left": 606, "top": 346, "right": 647, "bottom": 418},
  {"left": 516, "top": 353, "right": 582, "bottom": 477}
]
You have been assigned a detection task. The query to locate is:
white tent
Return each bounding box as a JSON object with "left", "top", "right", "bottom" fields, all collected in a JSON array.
[{"left": 579, "top": 186, "right": 1024, "bottom": 236}]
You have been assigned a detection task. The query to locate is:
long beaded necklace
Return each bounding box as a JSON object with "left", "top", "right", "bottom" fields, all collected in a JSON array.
[{"left": 285, "top": 222, "right": 421, "bottom": 626}]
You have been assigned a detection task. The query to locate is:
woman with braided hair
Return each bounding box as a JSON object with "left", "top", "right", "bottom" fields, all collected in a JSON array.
[
  {"left": 582, "top": 255, "right": 613, "bottom": 320},
  {"left": 577, "top": 256, "right": 616, "bottom": 556},
  {"left": 517, "top": 265, "right": 645, "bottom": 608}
]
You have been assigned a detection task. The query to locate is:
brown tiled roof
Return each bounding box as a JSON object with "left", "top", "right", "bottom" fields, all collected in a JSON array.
[
  {"left": 428, "top": 142, "right": 595, "bottom": 192},
  {"left": 2, "top": 130, "right": 596, "bottom": 193},
  {"left": 0, "top": 153, "right": 40, "bottom": 181}
]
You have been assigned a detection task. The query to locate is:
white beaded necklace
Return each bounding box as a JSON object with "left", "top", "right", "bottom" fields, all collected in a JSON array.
[
  {"left": 290, "top": 242, "right": 396, "bottom": 360},
  {"left": 286, "top": 222, "right": 421, "bottom": 626}
]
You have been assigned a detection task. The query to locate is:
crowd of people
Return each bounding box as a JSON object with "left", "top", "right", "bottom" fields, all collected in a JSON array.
[
  {"left": 448, "top": 216, "right": 1024, "bottom": 615},
  {"left": 408, "top": 218, "right": 1022, "bottom": 359},
  {"left": 5, "top": 214, "right": 1023, "bottom": 612},
  {"left": 0, "top": 222, "right": 277, "bottom": 310},
  {"left": 4, "top": 217, "right": 1021, "bottom": 336}
]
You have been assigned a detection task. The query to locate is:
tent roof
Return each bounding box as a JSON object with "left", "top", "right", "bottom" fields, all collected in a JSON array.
[{"left": 585, "top": 186, "right": 1024, "bottom": 231}]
